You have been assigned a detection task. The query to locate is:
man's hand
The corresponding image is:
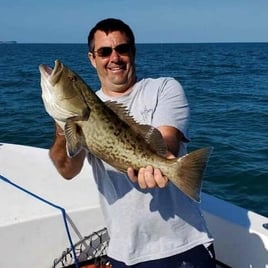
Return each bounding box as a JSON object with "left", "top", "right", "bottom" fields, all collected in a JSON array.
[
  {"left": 127, "top": 166, "right": 168, "bottom": 189},
  {"left": 127, "top": 150, "right": 177, "bottom": 189}
]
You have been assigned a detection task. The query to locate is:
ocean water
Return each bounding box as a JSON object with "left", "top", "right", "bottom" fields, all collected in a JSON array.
[{"left": 0, "top": 43, "right": 267, "bottom": 217}]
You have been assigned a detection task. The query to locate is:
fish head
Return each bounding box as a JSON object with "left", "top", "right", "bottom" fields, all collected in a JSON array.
[{"left": 39, "top": 59, "right": 89, "bottom": 122}]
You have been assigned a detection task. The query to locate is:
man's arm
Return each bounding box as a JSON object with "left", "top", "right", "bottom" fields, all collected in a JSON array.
[
  {"left": 127, "top": 125, "right": 184, "bottom": 189},
  {"left": 158, "top": 125, "right": 183, "bottom": 156},
  {"left": 49, "top": 123, "right": 86, "bottom": 179}
]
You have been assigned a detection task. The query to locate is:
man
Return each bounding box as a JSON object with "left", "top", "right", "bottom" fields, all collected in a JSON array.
[{"left": 47, "top": 18, "right": 216, "bottom": 267}]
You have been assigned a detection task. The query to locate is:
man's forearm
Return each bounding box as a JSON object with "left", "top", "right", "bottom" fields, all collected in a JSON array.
[{"left": 49, "top": 125, "right": 86, "bottom": 179}]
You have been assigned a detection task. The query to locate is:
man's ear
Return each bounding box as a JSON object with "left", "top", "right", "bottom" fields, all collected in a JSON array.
[{"left": 88, "top": 52, "right": 96, "bottom": 68}]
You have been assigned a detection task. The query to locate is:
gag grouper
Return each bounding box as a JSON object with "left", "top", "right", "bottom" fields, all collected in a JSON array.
[{"left": 39, "top": 60, "right": 213, "bottom": 202}]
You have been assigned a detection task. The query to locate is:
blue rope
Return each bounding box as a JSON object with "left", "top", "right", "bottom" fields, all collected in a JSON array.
[{"left": 0, "top": 174, "right": 79, "bottom": 268}]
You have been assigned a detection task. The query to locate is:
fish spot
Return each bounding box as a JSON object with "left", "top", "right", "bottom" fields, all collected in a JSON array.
[{"left": 114, "top": 128, "right": 121, "bottom": 136}]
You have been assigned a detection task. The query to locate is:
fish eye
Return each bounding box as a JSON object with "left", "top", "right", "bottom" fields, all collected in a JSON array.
[{"left": 69, "top": 75, "right": 78, "bottom": 82}]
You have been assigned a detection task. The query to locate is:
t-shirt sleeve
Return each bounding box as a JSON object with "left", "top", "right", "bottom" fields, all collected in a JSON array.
[{"left": 152, "top": 78, "right": 190, "bottom": 142}]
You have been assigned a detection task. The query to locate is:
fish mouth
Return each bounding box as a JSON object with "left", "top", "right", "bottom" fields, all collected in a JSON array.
[
  {"left": 39, "top": 59, "right": 63, "bottom": 85},
  {"left": 39, "top": 64, "right": 52, "bottom": 77}
]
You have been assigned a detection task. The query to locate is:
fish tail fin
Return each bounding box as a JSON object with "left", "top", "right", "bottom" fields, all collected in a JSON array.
[{"left": 171, "top": 147, "right": 213, "bottom": 202}]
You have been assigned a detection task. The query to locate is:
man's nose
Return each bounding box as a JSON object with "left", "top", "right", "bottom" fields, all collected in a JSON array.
[{"left": 110, "top": 49, "right": 121, "bottom": 61}]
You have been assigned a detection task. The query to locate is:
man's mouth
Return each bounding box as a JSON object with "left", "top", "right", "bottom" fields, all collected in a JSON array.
[{"left": 108, "top": 64, "right": 126, "bottom": 72}]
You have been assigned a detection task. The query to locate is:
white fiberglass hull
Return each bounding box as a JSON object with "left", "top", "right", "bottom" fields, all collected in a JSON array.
[{"left": 0, "top": 143, "right": 267, "bottom": 267}]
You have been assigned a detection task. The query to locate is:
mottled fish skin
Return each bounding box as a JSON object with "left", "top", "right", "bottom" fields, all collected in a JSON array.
[{"left": 39, "top": 59, "right": 213, "bottom": 202}]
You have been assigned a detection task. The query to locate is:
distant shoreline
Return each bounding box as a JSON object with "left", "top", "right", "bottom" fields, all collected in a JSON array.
[
  {"left": 1, "top": 41, "right": 268, "bottom": 45},
  {"left": 0, "top": 41, "right": 17, "bottom": 44}
]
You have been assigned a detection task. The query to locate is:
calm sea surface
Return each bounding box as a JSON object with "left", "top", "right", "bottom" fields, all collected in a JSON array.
[{"left": 0, "top": 43, "right": 267, "bottom": 217}]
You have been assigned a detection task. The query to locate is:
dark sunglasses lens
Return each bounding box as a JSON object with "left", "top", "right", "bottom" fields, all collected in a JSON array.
[
  {"left": 115, "top": 44, "right": 132, "bottom": 54},
  {"left": 95, "top": 44, "right": 132, "bottom": 57},
  {"left": 97, "top": 47, "right": 113, "bottom": 57}
]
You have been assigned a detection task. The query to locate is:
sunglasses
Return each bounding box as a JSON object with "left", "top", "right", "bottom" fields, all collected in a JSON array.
[{"left": 93, "top": 43, "right": 133, "bottom": 58}]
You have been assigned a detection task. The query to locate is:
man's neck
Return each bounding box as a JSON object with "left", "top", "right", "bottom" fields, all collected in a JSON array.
[{"left": 101, "top": 76, "right": 137, "bottom": 97}]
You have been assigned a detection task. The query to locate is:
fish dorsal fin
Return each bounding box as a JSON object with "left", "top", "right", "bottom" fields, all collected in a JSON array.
[
  {"left": 105, "top": 101, "right": 137, "bottom": 126},
  {"left": 105, "top": 101, "right": 168, "bottom": 156}
]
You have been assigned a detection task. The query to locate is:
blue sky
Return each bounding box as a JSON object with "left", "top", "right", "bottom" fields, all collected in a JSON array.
[{"left": 1, "top": 0, "right": 268, "bottom": 43}]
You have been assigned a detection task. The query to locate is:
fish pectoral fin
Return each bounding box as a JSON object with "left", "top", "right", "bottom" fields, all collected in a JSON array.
[
  {"left": 171, "top": 147, "right": 213, "bottom": 202},
  {"left": 64, "top": 120, "right": 83, "bottom": 157}
]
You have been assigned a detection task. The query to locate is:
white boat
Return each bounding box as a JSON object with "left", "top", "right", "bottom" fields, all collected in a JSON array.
[{"left": 0, "top": 143, "right": 267, "bottom": 267}]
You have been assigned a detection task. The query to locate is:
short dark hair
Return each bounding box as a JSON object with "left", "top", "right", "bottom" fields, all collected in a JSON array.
[{"left": 88, "top": 18, "right": 136, "bottom": 55}]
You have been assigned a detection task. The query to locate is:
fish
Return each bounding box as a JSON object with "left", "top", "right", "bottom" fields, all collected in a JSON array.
[{"left": 39, "top": 59, "right": 213, "bottom": 202}]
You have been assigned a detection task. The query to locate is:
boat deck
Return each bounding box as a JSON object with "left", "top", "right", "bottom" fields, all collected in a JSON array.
[{"left": 1, "top": 143, "right": 267, "bottom": 267}]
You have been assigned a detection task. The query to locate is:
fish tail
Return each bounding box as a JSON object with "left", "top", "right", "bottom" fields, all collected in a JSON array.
[{"left": 171, "top": 147, "right": 213, "bottom": 202}]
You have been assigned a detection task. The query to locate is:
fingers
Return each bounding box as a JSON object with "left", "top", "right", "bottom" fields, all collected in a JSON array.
[
  {"left": 154, "top": 168, "right": 168, "bottom": 188},
  {"left": 138, "top": 166, "right": 155, "bottom": 189},
  {"left": 127, "top": 167, "right": 137, "bottom": 183},
  {"left": 128, "top": 166, "right": 168, "bottom": 189}
]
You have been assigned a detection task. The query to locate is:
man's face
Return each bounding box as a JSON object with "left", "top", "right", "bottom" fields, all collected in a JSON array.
[{"left": 89, "top": 30, "right": 136, "bottom": 97}]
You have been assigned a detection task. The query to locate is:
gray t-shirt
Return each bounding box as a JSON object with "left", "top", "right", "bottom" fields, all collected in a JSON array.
[{"left": 87, "top": 77, "right": 213, "bottom": 265}]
